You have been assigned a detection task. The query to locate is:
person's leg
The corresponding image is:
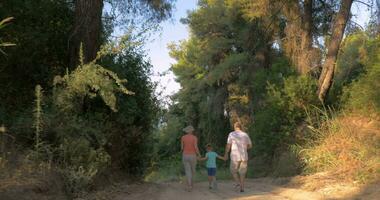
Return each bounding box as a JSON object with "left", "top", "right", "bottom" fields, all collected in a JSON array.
[
  {"left": 210, "top": 168, "right": 217, "bottom": 189},
  {"left": 238, "top": 161, "right": 248, "bottom": 192},
  {"left": 212, "top": 175, "right": 217, "bottom": 189},
  {"left": 207, "top": 168, "right": 212, "bottom": 188},
  {"left": 230, "top": 160, "right": 240, "bottom": 187},
  {"left": 188, "top": 155, "right": 197, "bottom": 188},
  {"left": 183, "top": 155, "right": 192, "bottom": 190}
]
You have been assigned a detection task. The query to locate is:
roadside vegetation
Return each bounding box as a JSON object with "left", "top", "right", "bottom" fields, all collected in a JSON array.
[{"left": 0, "top": 0, "right": 379, "bottom": 199}]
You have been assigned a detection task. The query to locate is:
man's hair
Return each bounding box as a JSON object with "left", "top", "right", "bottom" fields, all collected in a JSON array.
[{"left": 234, "top": 122, "right": 242, "bottom": 130}]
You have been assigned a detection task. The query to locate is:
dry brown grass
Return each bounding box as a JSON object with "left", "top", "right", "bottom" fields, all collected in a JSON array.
[{"left": 301, "top": 113, "right": 380, "bottom": 183}]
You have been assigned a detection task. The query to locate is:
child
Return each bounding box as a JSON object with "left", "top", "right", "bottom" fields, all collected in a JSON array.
[{"left": 198, "top": 144, "right": 225, "bottom": 189}]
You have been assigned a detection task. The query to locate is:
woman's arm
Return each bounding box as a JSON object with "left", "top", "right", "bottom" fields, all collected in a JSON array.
[
  {"left": 194, "top": 137, "right": 201, "bottom": 157},
  {"left": 180, "top": 137, "right": 184, "bottom": 153}
]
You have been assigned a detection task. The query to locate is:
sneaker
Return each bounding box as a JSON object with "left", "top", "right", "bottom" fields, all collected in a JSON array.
[{"left": 240, "top": 189, "right": 244, "bottom": 193}]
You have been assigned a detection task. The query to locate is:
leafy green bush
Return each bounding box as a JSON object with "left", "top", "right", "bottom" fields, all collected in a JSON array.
[
  {"left": 342, "top": 35, "right": 380, "bottom": 114},
  {"left": 250, "top": 60, "right": 319, "bottom": 156},
  {"left": 58, "top": 138, "right": 110, "bottom": 194}
]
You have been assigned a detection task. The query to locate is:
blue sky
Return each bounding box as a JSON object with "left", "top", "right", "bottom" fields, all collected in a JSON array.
[
  {"left": 144, "top": 0, "right": 198, "bottom": 98},
  {"left": 144, "top": 0, "right": 372, "bottom": 97}
]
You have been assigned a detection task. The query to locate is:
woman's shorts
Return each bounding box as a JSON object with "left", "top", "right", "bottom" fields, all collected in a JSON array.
[{"left": 207, "top": 167, "right": 216, "bottom": 176}]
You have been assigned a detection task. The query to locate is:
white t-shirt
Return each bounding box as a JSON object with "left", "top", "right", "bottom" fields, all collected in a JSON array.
[{"left": 227, "top": 130, "right": 252, "bottom": 161}]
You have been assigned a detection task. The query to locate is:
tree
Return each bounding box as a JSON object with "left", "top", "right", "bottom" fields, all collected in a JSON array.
[
  {"left": 318, "top": 0, "right": 353, "bottom": 102},
  {"left": 69, "top": 0, "right": 104, "bottom": 68},
  {"left": 69, "top": 0, "right": 175, "bottom": 68},
  {"left": 0, "top": 0, "right": 73, "bottom": 114}
]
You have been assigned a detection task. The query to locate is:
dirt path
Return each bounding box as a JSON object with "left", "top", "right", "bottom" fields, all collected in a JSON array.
[{"left": 116, "top": 179, "right": 325, "bottom": 200}]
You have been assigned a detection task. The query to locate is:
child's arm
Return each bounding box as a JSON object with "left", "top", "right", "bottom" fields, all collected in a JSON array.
[
  {"left": 217, "top": 154, "right": 226, "bottom": 161},
  {"left": 198, "top": 155, "right": 208, "bottom": 161}
]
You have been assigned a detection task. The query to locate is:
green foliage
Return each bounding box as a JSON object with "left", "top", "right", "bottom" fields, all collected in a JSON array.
[
  {"left": 251, "top": 63, "right": 319, "bottom": 156},
  {"left": 33, "top": 85, "right": 43, "bottom": 153},
  {"left": 0, "top": 17, "right": 15, "bottom": 55},
  {"left": 335, "top": 32, "right": 368, "bottom": 86},
  {"left": 53, "top": 62, "right": 133, "bottom": 112},
  {"left": 342, "top": 35, "right": 380, "bottom": 113},
  {"left": 0, "top": 0, "right": 73, "bottom": 116},
  {"left": 59, "top": 137, "right": 110, "bottom": 194}
]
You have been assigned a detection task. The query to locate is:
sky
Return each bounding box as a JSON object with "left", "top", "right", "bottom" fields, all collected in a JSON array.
[
  {"left": 144, "top": 0, "right": 198, "bottom": 98},
  {"left": 144, "top": 0, "right": 373, "bottom": 98}
]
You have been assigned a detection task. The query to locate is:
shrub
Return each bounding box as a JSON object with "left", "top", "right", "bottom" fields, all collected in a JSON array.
[
  {"left": 58, "top": 137, "right": 110, "bottom": 194},
  {"left": 251, "top": 74, "right": 319, "bottom": 156},
  {"left": 342, "top": 35, "right": 380, "bottom": 114}
]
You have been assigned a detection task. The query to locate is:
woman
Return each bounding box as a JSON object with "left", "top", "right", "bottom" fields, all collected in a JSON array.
[{"left": 181, "top": 125, "right": 201, "bottom": 191}]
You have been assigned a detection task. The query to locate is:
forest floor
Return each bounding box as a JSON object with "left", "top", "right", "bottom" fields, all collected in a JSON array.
[{"left": 83, "top": 173, "right": 379, "bottom": 200}]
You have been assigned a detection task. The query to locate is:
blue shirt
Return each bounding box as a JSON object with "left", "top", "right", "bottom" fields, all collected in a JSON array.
[{"left": 206, "top": 151, "right": 218, "bottom": 168}]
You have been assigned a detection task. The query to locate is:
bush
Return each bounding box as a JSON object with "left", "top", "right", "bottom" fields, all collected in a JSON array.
[
  {"left": 251, "top": 73, "right": 319, "bottom": 156},
  {"left": 342, "top": 35, "right": 380, "bottom": 114},
  {"left": 58, "top": 137, "right": 110, "bottom": 194}
]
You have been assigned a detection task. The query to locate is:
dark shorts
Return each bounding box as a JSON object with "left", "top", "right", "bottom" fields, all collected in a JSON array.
[{"left": 207, "top": 168, "right": 216, "bottom": 176}]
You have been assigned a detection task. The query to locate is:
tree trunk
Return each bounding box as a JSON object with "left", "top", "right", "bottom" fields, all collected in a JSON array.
[
  {"left": 299, "top": 0, "right": 313, "bottom": 74},
  {"left": 318, "top": 0, "right": 353, "bottom": 102},
  {"left": 69, "top": 0, "right": 103, "bottom": 68},
  {"left": 282, "top": 0, "right": 314, "bottom": 75}
]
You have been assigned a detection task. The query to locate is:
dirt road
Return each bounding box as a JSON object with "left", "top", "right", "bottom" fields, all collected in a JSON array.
[{"left": 116, "top": 179, "right": 325, "bottom": 200}]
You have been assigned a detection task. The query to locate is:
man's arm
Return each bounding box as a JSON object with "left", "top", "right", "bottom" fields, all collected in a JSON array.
[
  {"left": 224, "top": 143, "right": 231, "bottom": 160},
  {"left": 247, "top": 135, "right": 252, "bottom": 149}
]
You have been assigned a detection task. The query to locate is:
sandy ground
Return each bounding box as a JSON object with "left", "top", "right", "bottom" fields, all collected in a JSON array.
[
  {"left": 106, "top": 176, "right": 379, "bottom": 200},
  {"left": 114, "top": 179, "right": 326, "bottom": 200}
]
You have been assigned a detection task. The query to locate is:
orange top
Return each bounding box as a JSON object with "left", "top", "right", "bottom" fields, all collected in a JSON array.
[{"left": 181, "top": 134, "right": 197, "bottom": 155}]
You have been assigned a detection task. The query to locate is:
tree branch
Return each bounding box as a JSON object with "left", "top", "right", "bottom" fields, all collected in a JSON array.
[{"left": 354, "top": 0, "right": 373, "bottom": 7}]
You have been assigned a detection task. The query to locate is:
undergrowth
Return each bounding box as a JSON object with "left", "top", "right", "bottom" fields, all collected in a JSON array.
[{"left": 300, "top": 114, "right": 380, "bottom": 183}]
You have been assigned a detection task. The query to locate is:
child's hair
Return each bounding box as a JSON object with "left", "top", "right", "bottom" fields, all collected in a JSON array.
[{"left": 205, "top": 143, "right": 212, "bottom": 149}]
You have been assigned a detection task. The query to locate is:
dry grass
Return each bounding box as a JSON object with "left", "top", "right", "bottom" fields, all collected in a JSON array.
[
  {"left": 301, "top": 114, "right": 380, "bottom": 183},
  {"left": 0, "top": 153, "right": 66, "bottom": 200}
]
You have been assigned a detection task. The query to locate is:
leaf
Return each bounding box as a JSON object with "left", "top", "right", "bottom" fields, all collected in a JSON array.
[
  {"left": 0, "top": 17, "right": 14, "bottom": 29},
  {"left": 0, "top": 48, "right": 7, "bottom": 55},
  {"left": 0, "top": 42, "right": 16, "bottom": 47},
  {"left": 0, "top": 17, "right": 14, "bottom": 25}
]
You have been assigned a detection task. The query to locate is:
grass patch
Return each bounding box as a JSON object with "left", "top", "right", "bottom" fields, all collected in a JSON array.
[{"left": 300, "top": 114, "right": 380, "bottom": 183}]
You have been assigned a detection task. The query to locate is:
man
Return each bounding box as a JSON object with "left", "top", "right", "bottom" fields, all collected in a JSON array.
[{"left": 224, "top": 122, "right": 252, "bottom": 192}]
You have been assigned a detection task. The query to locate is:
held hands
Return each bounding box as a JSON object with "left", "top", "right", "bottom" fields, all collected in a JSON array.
[{"left": 223, "top": 154, "right": 228, "bottom": 161}]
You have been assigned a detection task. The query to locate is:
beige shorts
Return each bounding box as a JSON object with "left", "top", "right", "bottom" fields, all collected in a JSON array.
[{"left": 230, "top": 160, "right": 248, "bottom": 176}]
